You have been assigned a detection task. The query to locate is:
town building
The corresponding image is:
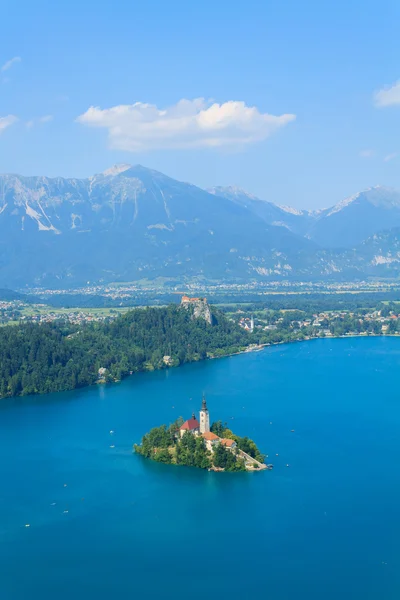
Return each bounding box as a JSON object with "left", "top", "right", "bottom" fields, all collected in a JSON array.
[
  {"left": 220, "top": 438, "right": 237, "bottom": 449},
  {"left": 179, "top": 413, "right": 200, "bottom": 437},
  {"left": 202, "top": 431, "right": 220, "bottom": 452}
]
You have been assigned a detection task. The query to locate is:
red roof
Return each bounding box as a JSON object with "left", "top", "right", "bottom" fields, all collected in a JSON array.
[
  {"left": 221, "top": 438, "right": 235, "bottom": 447},
  {"left": 202, "top": 432, "right": 219, "bottom": 441},
  {"left": 180, "top": 418, "right": 200, "bottom": 431}
]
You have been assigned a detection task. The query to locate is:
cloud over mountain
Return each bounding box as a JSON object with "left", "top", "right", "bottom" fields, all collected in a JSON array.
[{"left": 76, "top": 98, "right": 295, "bottom": 151}]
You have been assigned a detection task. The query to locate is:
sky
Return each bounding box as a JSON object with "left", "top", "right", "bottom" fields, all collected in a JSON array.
[{"left": 1, "top": 0, "right": 400, "bottom": 210}]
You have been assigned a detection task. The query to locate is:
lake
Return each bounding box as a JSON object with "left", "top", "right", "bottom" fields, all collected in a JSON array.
[{"left": 0, "top": 337, "right": 399, "bottom": 599}]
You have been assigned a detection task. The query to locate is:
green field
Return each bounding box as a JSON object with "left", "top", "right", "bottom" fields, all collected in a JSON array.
[{"left": 19, "top": 305, "right": 131, "bottom": 318}]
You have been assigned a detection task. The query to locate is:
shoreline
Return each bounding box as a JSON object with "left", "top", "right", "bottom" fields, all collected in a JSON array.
[
  {"left": 3, "top": 332, "right": 398, "bottom": 402},
  {"left": 220, "top": 331, "right": 400, "bottom": 359}
]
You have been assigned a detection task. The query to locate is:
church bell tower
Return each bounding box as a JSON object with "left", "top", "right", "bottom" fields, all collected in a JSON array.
[{"left": 199, "top": 395, "right": 210, "bottom": 434}]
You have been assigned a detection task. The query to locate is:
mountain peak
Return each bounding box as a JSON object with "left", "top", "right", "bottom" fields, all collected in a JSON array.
[
  {"left": 277, "top": 204, "right": 306, "bottom": 216},
  {"left": 208, "top": 185, "right": 260, "bottom": 201},
  {"left": 326, "top": 186, "right": 400, "bottom": 217},
  {"left": 102, "top": 164, "right": 132, "bottom": 177}
]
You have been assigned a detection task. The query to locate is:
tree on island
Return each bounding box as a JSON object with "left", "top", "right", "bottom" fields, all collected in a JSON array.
[
  {"left": 213, "top": 443, "right": 245, "bottom": 472},
  {"left": 134, "top": 416, "right": 262, "bottom": 472},
  {"left": 139, "top": 424, "right": 174, "bottom": 459},
  {"left": 210, "top": 420, "right": 228, "bottom": 437},
  {"left": 211, "top": 421, "right": 265, "bottom": 463}
]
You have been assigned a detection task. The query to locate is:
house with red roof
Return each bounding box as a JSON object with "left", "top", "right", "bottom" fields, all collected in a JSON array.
[
  {"left": 201, "top": 431, "right": 220, "bottom": 451},
  {"left": 179, "top": 413, "right": 200, "bottom": 437},
  {"left": 220, "top": 438, "right": 237, "bottom": 449}
]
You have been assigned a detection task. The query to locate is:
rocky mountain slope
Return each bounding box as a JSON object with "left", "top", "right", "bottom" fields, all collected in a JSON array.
[
  {"left": 1, "top": 165, "right": 400, "bottom": 287},
  {"left": 213, "top": 185, "right": 400, "bottom": 248},
  {"left": 308, "top": 187, "right": 400, "bottom": 247},
  {"left": 0, "top": 165, "right": 315, "bottom": 287},
  {"left": 208, "top": 186, "right": 314, "bottom": 236}
]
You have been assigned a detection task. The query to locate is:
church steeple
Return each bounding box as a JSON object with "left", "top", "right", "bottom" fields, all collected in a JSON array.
[{"left": 199, "top": 394, "right": 210, "bottom": 434}]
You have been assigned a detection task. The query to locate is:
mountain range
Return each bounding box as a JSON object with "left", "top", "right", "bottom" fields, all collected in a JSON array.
[{"left": 1, "top": 164, "right": 400, "bottom": 287}]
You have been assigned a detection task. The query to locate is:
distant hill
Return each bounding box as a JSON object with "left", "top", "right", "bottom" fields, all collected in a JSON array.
[
  {"left": 0, "top": 289, "right": 31, "bottom": 302},
  {"left": 343, "top": 228, "right": 400, "bottom": 277}
]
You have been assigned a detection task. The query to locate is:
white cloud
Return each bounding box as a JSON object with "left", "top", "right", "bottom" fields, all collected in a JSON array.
[
  {"left": 374, "top": 80, "right": 400, "bottom": 107},
  {"left": 360, "top": 149, "right": 374, "bottom": 158},
  {"left": 0, "top": 115, "right": 18, "bottom": 133},
  {"left": 26, "top": 115, "right": 54, "bottom": 128},
  {"left": 384, "top": 152, "right": 397, "bottom": 162},
  {"left": 76, "top": 98, "right": 296, "bottom": 152},
  {"left": 1, "top": 56, "right": 21, "bottom": 72}
]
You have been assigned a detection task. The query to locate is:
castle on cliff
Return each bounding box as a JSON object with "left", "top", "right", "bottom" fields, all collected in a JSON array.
[
  {"left": 180, "top": 296, "right": 212, "bottom": 325},
  {"left": 181, "top": 295, "right": 207, "bottom": 305}
]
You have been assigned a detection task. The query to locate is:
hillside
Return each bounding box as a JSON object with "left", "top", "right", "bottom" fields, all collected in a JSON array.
[{"left": 0, "top": 303, "right": 250, "bottom": 398}]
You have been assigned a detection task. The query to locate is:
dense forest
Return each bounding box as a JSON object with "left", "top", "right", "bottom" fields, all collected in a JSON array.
[
  {"left": 0, "top": 305, "right": 250, "bottom": 398},
  {"left": 134, "top": 419, "right": 265, "bottom": 472}
]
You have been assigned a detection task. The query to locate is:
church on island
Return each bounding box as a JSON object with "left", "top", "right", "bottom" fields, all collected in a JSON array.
[
  {"left": 179, "top": 396, "right": 237, "bottom": 454},
  {"left": 134, "top": 394, "right": 267, "bottom": 471}
]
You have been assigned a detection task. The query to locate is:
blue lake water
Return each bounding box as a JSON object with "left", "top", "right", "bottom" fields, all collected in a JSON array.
[{"left": 0, "top": 337, "right": 400, "bottom": 599}]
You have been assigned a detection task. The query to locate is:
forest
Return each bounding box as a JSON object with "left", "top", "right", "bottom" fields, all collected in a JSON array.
[{"left": 0, "top": 304, "right": 250, "bottom": 398}]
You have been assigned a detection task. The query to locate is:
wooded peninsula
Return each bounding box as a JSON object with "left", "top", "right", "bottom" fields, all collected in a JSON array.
[{"left": 0, "top": 302, "right": 250, "bottom": 398}]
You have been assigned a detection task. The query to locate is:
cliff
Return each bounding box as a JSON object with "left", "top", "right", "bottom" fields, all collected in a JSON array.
[{"left": 180, "top": 296, "right": 213, "bottom": 325}]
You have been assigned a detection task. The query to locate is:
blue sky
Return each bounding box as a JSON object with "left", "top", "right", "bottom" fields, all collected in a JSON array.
[{"left": 1, "top": 0, "right": 400, "bottom": 209}]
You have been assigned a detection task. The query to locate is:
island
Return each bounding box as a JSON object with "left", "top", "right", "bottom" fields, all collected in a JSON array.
[{"left": 134, "top": 396, "right": 268, "bottom": 472}]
